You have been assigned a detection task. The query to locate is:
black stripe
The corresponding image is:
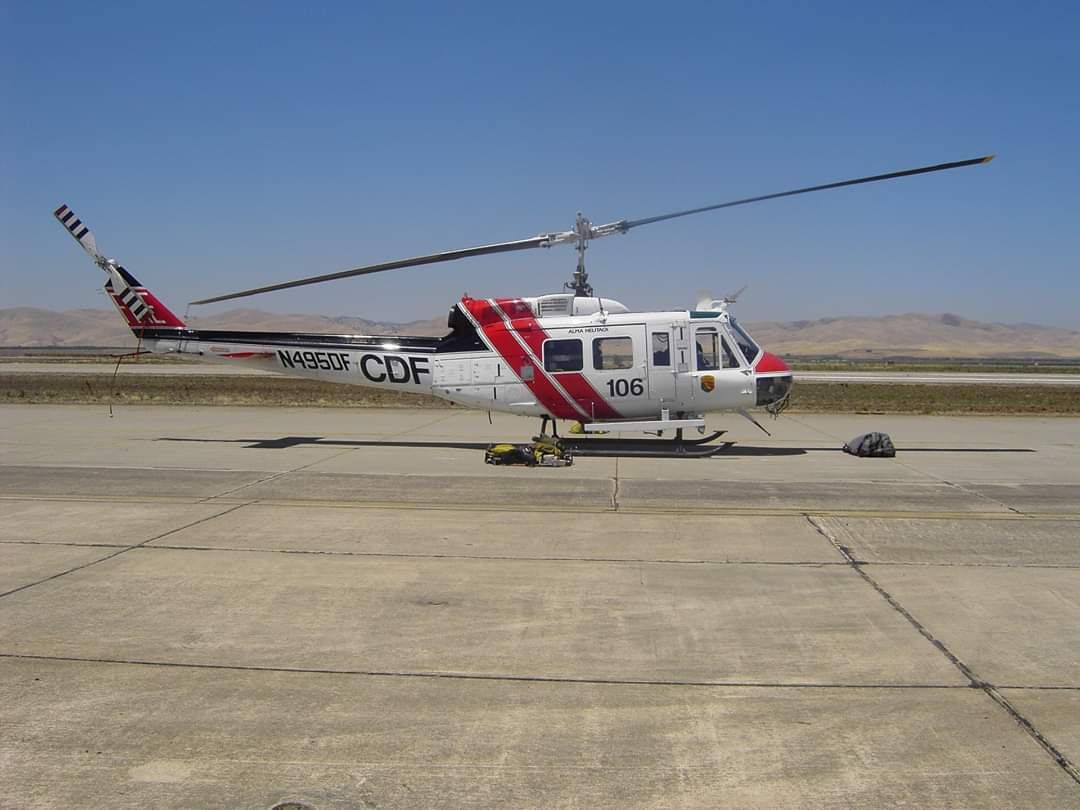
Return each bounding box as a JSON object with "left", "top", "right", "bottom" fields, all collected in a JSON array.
[
  {"left": 60, "top": 211, "right": 74, "bottom": 224},
  {"left": 74, "top": 226, "right": 89, "bottom": 239},
  {"left": 115, "top": 266, "right": 141, "bottom": 287},
  {"left": 133, "top": 328, "right": 465, "bottom": 353},
  {"left": 67, "top": 218, "right": 82, "bottom": 233}
]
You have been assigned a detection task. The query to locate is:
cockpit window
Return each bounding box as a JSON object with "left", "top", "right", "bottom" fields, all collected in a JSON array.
[
  {"left": 695, "top": 329, "right": 719, "bottom": 370},
  {"left": 729, "top": 318, "right": 760, "bottom": 364},
  {"left": 720, "top": 336, "right": 739, "bottom": 368}
]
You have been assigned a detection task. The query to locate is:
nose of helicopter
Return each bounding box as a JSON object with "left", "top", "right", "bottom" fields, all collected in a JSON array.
[
  {"left": 755, "top": 351, "right": 790, "bottom": 374},
  {"left": 754, "top": 351, "right": 793, "bottom": 406}
]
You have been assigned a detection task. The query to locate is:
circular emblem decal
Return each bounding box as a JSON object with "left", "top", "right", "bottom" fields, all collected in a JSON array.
[{"left": 700, "top": 374, "right": 715, "bottom": 393}]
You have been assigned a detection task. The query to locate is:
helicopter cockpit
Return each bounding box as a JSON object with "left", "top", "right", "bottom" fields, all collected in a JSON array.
[{"left": 727, "top": 318, "right": 761, "bottom": 366}]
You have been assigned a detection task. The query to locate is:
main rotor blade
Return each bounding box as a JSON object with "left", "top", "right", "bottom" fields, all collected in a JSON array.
[
  {"left": 621, "top": 155, "right": 994, "bottom": 230},
  {"left": 192, "top": 154, "right": 993, "bottom": 305},
  {"left": 190, "top": 235, "right": 550, "bottom": 305}
]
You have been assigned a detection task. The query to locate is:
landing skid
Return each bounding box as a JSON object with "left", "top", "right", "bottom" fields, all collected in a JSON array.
[{"left": 540, "top": 430, "right": 733, "bottom": 459}]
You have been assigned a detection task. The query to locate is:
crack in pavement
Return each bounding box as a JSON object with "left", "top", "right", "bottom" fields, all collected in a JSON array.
[
  {"left": 198, "top": 411, "right": 471, "bottom": 502},
  {"left": 888, "top": 453, "right": 1030, "bottom": 516},
  {"left": 0, "top": 503, "right": 249, "bottom": 601}
]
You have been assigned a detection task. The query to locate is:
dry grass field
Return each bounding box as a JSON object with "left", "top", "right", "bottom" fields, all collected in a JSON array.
[{"left": 3, "top": 371, "right": 1079, "bottom": 414}]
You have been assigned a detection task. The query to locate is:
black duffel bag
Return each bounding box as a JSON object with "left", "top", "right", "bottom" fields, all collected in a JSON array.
[{"left": 843, "top": 432, "right": 896, "bottom": 458}]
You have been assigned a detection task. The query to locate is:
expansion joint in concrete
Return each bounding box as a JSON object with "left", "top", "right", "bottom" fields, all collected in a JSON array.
[
  {"left": 0, "top": 652, "right": 973, "bottom": 690},
  {"left": 804, "top": 513, "right": 1080, "bottom": 786}
]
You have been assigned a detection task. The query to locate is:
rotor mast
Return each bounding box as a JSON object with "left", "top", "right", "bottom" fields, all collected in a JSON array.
[{"left": 567, "top": 213, "right": 594, "bottom": 297}]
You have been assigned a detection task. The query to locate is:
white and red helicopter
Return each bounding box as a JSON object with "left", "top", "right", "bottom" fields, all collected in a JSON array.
[{"left": 55, "top": 155, "right": 991, "bottom": 457}]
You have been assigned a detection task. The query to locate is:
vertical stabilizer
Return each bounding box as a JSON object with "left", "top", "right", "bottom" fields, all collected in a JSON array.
[{"left": 53, "top": 203, "right": 185, "bottom": 330}]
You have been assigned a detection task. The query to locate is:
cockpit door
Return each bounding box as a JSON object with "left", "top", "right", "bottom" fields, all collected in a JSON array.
[
  {"left": 719, "top": 323, "right": 757, "bottom": 406},
  {"left": 688, "top": 324, "right": 755, "bottom": 408},
  {"left": 647, "top": 326, "right": 677, "bottom": 407}
]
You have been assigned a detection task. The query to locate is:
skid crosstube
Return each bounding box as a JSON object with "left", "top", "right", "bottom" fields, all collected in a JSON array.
[{"left": 547, "top": 430, "right": 733, "bottom": 459}]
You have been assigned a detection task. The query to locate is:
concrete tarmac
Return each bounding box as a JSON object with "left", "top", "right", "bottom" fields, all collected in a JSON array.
[{"left": 0, "top": 405, "right": 1078, "bottom": 808}]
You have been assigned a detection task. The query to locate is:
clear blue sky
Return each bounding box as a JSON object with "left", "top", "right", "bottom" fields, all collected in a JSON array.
[{"left": 3, "top": 1, "right": 1078, "bottom": 327}]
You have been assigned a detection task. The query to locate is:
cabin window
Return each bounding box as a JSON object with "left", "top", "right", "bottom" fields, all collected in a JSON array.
[
  {"left": 651, "top": 332, "right": 670, "bottom": 366},
  {"left": 544, "top": 339, "right": 583, "bottom": 372},
  {"left": 593, "top": 336, "right": 633, "bottom": 370},
  {"left": 695, "top": 329, "right": 720, "bottom": 371}
]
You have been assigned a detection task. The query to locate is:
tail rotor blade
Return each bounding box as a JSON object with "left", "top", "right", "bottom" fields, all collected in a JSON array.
[{"left": 53, "top": 204, "right": 100, "bottom": 258}]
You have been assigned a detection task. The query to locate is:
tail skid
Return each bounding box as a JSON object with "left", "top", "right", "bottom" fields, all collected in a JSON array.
[{"left": 53, "top": 204, "right": 185, "bottom": 330}]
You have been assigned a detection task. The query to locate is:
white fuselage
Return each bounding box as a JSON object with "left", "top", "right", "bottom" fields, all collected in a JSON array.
[{"left": 139, "top": 295, "right": 791, "bottom": 423}]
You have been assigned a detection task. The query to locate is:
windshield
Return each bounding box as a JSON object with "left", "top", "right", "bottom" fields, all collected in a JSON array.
[{"left": 728, "top": 318, "right": 760, "bottom": 364}]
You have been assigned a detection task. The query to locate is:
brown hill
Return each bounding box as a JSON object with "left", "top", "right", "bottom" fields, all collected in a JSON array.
[
  {"left": 3, "top": 307, "right": 1079, "bottom": 358},
  {"left": 746, "top": 313, "right": 1080, "bottom": 358}
]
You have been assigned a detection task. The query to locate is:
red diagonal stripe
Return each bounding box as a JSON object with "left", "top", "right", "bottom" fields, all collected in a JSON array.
[
  {"left": 493, "top": 298, "right": 622, "bottom": 420},
  {"left": 463, "top": 297, "right": 581, "bottom": 419}
]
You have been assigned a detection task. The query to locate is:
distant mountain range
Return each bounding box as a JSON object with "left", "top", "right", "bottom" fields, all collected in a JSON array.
[
  {"left": 0, "top": 308, "right": 448, "bottom": 348},
  {"left": 3, "top": 307, "right": 1080, "bottom": 358},
  {"left": 747, "top": 313, "right": 1080, "bottom": 358}
]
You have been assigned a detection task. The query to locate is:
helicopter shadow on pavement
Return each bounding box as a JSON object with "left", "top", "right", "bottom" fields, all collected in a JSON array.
[
  {"left": 155, "top": 436, "right": 493, "bottom": 451},
  {"left": 154, "top": 437, "right": 1035, "bottom": 456}
]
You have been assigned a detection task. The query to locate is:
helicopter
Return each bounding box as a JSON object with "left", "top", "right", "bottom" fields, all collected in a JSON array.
[{"left": 54, "top": 155, "right": 992, "bottom": 457}]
